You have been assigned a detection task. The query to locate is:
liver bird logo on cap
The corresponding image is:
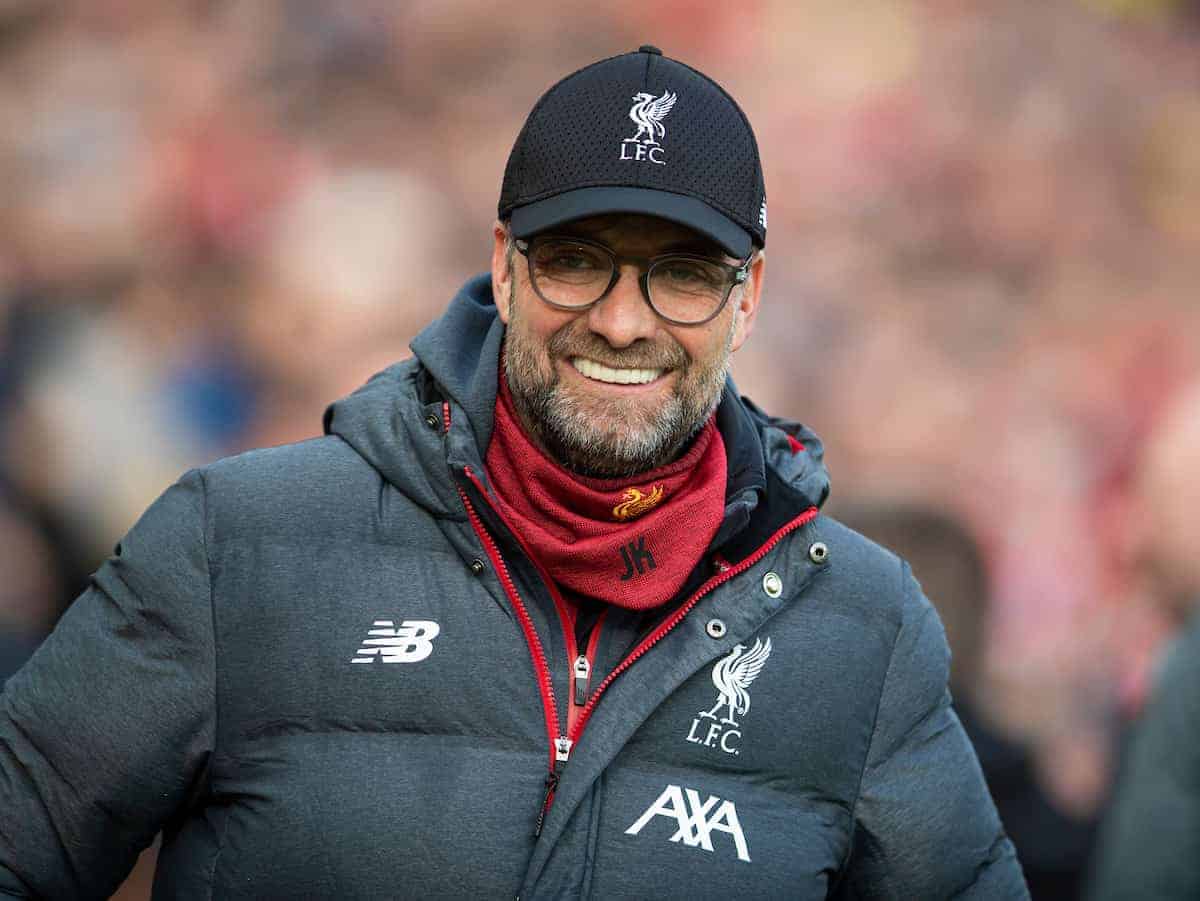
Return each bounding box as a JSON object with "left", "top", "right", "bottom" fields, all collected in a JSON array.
[{"left": 626, "top": 90, "right": 677, "bottom": 145}]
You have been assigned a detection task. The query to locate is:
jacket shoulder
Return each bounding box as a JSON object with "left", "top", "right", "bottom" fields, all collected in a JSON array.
[
  {"left": 197, "top": 436, "right": 387, "bottom": 537},
  {"left": 202, "top": 435, "right": 369, "bottom": 491},
  {"left": 807, "top": 514, "right": 932, "bottom": 634}
]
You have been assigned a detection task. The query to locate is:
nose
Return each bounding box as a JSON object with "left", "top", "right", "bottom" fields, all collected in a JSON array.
[{"left": 586, "top": 265, "right": 658, "bottom": 348}]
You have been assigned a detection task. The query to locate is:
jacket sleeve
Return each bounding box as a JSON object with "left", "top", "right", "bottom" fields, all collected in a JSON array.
[
  {"left": 835, "top": 564, "right": 1029, "bottom": 899},
  {"left": 0, "top": 470, "right": 216, "bottom": 899},
  {"left": 1089, "top": 619, "right": 1200, "bottom": 901}
]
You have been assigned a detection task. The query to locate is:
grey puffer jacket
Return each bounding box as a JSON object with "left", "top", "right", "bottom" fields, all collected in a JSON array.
[{"left": 0, "top": 275, "right": 1028, "bottom": 899}]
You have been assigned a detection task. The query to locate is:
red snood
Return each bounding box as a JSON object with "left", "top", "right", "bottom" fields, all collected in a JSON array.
[{"left": 485, "top": 376, "right": 727, "bottom": 610}]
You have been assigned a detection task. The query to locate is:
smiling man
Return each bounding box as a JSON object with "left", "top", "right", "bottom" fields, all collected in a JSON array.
[
  {"left": 496, "top": 214, "right": 757, "bottom": 481},
  {"left": 0, "top": 48, "right": 1028, "bottom": 899}
]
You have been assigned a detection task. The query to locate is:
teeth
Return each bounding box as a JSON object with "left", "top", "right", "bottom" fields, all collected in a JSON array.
[{"left": 572, "top": 358, "right": 663, "bottom": 385}]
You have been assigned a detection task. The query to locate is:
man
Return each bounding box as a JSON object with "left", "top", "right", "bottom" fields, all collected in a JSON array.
[{"left": 0, "top": 47, "right": 1027, "bottom": 898}]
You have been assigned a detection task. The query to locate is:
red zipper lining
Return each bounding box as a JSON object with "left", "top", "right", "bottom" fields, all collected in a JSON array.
[
  {"left": 462, "top": 467, "right": 575, "bottom": 645},
  {"left": 462, "top": 464, "right": 580, "bottom": 693},
  {"left": 445, "top": 399, "right": 821, "bottom": 813},
  {"left": 445, "top": 402, "right": 566, "bottom": 771},
  {"left": 568, "top": 608, "right": 608, "bottom": 736},
  {"left": 570, "top": 504, "right": 819, "bottom": 741},
  {"left": 463, "top": 454, "right": 818, "bottom": 753},
  {"left": 456, "top": 483, "right": 560, "bottom": 771}
]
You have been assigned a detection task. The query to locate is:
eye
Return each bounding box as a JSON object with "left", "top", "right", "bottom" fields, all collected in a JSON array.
[
  {"left": 535, "top": 242, "right": 607, "bottom": 273},
  {"left": 660, "top": 260, "right": 722, "bottom": 287},
  {"left": 663, "top": 264, "right": 701, "bottom": 283},
  {"left": 553, "top": 251, "right": 598, "bottom": 270}
]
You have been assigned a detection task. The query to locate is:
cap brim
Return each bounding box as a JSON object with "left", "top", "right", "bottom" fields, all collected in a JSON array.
[{"left": 508, "top": 186, "right": 752, "bottom": 259}]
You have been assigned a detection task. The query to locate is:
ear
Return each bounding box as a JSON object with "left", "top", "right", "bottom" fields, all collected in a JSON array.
[
  {"left": 729, "top": 250, "right": 764, "bottom": 352},
  {"left": 491, "top": 220, "right": 514, "bottom": 324}
]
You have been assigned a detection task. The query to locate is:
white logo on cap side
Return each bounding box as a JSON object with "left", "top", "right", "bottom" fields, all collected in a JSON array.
[{"left": 620, "top": 90, "right": 676, "bottom": 166}]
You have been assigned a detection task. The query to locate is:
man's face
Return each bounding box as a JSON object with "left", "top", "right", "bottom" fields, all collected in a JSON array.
[{"left": 491, "top": 214, "right": 763, "bottom": 478}]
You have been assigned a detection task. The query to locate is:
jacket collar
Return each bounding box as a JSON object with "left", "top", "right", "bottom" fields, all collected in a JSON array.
[{"left": 410, "top": 273, "right": 506, "bottom": 458}]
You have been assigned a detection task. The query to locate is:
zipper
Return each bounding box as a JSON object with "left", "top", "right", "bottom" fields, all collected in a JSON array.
[
  {"left": 568, "top": 610, "right": 606, "bottom": 735},
  {"left": 457, "top": 468, "right": 576, "bottom": 838},
  {"left": 445, "top": 406, "right": 577, "bottom": 836},
  {"left": 573, "top": 655, "right": 591, "bottom": 706},
  {"left": 532, "top": 736, "right": 575, "bottom": 837},
  {"left": 457, "top": 481, "right": 562, "bottom": 772},
  {"left": 461, "top": 465, "right": 609, "bottom": 741},
  {"left": 569, "top": 505, "right": 819, "bottom": 742},
  {"left": 452, "top": 418, "right": 819, "bottom": 835}
]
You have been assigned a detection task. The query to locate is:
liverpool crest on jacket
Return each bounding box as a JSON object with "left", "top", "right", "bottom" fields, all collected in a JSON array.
[{"left": 685, "top": 637, "right": 772, "bottom": 755}]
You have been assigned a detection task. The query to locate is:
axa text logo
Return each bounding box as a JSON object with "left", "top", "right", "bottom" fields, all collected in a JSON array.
[
  {"left": 350, "top": 619, "right": 440, "bottom": 663},
  {"left": 625, "top": 784, "right": 750, "bottom": 862}
]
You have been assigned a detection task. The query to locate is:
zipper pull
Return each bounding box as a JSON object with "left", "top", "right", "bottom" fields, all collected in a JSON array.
[
  {"left": 573, "top": 655, "right": 591, "bottom": 706},
  {"left": 555, "top": 736, "right": 573, "bottom": 762},
  {"left": 533, "top": 766, "right": 559, "bottom": 838},
  {"left": 534, "top": 740, "right": 572, "bottom": 838}
]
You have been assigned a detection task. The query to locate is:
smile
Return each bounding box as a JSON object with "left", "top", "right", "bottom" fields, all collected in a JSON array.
[{"left": 571, "top": 357, "right": 664, "bottom": 385}]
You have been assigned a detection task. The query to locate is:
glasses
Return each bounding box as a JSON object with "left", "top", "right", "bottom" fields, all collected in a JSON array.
[{"left": 514, "top": 234, "right": 752, "bottom": 326}]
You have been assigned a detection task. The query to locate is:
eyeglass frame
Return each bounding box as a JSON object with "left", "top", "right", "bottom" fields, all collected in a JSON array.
[{"left": 512, "top": 233, "right": 755, "bottom": 326}]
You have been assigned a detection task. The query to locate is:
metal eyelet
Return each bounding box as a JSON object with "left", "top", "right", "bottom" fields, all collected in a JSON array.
[
  {"left": 762, "top": 571, "right": 783, "bottom": 598},
  {"left": 469, "top": 558, "right": 486, "bottom": 576},
  {"left": 808, "top": 541, "right": 829, "bottom": 564},
  {"left": 706, "top": 618, "right": 727, "bottom": 639}
]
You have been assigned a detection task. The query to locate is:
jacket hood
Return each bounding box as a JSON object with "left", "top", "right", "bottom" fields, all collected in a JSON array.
[{"left": 324, "top": 274, "right": 830, "bottom": 520}]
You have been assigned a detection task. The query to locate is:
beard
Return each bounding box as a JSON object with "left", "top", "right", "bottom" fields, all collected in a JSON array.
[{"left": 502, "top": 287, "right": 734, "bottom": 479}]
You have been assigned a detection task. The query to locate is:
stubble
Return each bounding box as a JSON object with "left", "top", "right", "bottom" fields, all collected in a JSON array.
[{"left": 502, "top": 285, "right": 734, "bottom": 479}]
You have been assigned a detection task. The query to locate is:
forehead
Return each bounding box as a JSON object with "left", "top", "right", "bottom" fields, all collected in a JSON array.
[{"left": 551, "top": 213, "right": 727, "bottom": 258}]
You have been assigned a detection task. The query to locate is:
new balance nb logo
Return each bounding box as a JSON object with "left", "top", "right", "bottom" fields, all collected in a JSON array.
[
  {"left": 626, "top": 784, "right": 750, "bottom": 862},
  {"left": 350, "top": 620, "right": 440, "bottom": 663},
  {"left": 619, "top": 536, "right": 656, "bottom": 581}
]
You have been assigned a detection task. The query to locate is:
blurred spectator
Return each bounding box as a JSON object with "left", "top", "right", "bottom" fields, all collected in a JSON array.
[
  {"left": 1123, "top": 379, "right": 1200, "bottom": 630},
  {"left": 837, "top": 504, "right": 1100, "bottom": 900},
  {"left": 8, "top": 269, "right": 238, "bottom": 566},
  {"left": 234, "top": 166, "right": 458, "bottom": 449},
  {"left": 0, "top": 487, "right": 64, "bottom": 685},
  {"left": 1089, "top": 617, "right": 1200, "bottom": 900},
  {"left": 1089, "top": 381, "right": 1200, "bottom": 899}
]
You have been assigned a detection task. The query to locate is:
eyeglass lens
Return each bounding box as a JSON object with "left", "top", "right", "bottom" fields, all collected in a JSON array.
[{"left": 528, "top": 239, "right": 732, "bottom": 324}]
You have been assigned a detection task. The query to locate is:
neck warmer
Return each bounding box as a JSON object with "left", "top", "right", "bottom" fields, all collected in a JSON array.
[{"left": 485, "top": 375, "right": 728, "bottom": 610}]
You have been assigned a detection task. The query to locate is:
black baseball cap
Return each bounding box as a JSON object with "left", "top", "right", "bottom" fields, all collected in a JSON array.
[{"left": 498, "top": 46, "right": 766, "bottom": 259}]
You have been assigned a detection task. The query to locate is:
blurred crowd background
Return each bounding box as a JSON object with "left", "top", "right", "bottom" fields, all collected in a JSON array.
[{"left": 3, "top": 0, "right": 1200, "bottom": 897}]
